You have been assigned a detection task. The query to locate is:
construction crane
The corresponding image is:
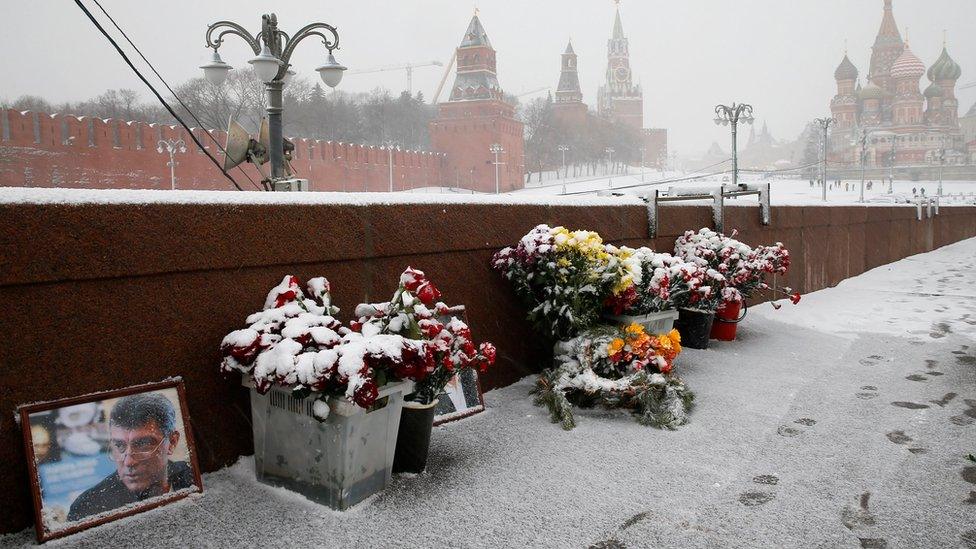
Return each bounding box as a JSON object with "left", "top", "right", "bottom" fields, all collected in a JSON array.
[
  {"left": 516, "top": 87, "right": 550, "bottom": 98},
  {"left": 346, "top": 61, "right": 443, "bottom": 95}
]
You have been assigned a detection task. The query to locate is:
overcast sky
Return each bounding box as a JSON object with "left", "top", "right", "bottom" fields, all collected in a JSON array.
[{"left": 3, "top": 0, "right": 974, "bottom": 156}]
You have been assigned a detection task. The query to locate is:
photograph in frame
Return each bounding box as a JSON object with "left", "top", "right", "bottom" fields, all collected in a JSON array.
[
  {"left": 18, "top": 379, "right": 203, "bottom": 543},
  {"left": 432, "top": 367, "right": 486, "bottom": 425}
]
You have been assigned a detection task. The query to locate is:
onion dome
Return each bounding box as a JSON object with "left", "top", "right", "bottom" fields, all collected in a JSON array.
[
  {"left": 860, "top": 82, "right": 883, "bottom": 100},
  {"left": 924, "top": 82, "right": 943, "bottom": 98},
  {"left": 927, "top": 47, "right": 962, "bottom": 82},
  {"left": 890, "top": 44, "right": 925, "bottom": 80},
  {"left": 834, "top": 54, "right": 859, "bottom": 81}
]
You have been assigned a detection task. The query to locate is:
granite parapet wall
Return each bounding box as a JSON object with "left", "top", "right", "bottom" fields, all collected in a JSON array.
[{"left": 1, "top": 199, "right": 975, "bottom": 534}]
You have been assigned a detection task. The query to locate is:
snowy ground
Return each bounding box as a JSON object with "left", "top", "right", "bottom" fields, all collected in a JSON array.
[
  {"left": 515, "top": 172, "right": 976, "bottom": 207},
  {"left": 4, "top": 239, "right": 976, "bottom": 548}
]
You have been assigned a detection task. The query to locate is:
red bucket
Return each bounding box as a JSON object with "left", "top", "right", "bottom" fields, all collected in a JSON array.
[{"left": 710, "top": 301, "right": 747, "bottom": 341}]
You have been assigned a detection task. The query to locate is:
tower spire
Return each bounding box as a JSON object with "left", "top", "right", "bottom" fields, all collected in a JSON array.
[{"left": 612, "top": 2, "right": 625, "bottom": 40}]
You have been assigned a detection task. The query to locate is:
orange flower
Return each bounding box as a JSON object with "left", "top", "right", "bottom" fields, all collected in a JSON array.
[{"left": 608, "top": 338, "right": 625, "bottom": 356}]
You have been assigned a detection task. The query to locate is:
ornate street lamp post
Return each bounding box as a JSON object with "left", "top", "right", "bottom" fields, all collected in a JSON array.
[
  {"left": 557, "top": 144, "right": 569, "bottom": 194},
  {"left": 157, "top": 138, "right": 186, "bottom": 190},
  {"left": 557, "top": 145, "right": 569, "bottom": 179},
  {"left": 639, "top": 146, "right": 646, "bottom": 183},
  {"left": 813, "top": 117, "right": 835, "bottom": 202},
  {"left": 201, "top": 14, "right": 346, "bottom": 186},
  {"left": 713, "top": 103, "right": 754, "bottom": 188},
  {"left": 605, "top": 147, "right": 615, "bottom": 189},
  {"left": 888, "top": 136, "right": 897, "bottom": 193},
  {"left": 383, "top": 140, "right": 399, "bottom": 192},
  {"left": 489, "top": 143, "right": 504, "bottom": 194},
  {"left": 853, "top": 128, "right": 870, "bottom": 203},
  {"left": 937, "top": 135, "right": 946, "bottom": 198}
]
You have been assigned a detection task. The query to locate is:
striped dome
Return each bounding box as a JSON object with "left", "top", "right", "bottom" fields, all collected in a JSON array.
[
  {"left": 890, "top": 45, "right": 925, "bottom": 80},
  {"left": 927, "top": 47, "right": 962, "bottom": 82}
]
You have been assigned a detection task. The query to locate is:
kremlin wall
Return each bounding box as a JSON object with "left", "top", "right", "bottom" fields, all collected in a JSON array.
[{"left": 0, "top": 108, "right": 447, "bottom": 192}]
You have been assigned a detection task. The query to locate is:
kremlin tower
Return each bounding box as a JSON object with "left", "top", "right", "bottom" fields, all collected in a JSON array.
[
  {"left": 428, "top": 13, "right": 525, "bottom": 192},
  {"left": 552, "top": 40, "right": 587, "bottom": 127},
  {"left": 593, "top": 3, "right": 668, "bottom": 167}
]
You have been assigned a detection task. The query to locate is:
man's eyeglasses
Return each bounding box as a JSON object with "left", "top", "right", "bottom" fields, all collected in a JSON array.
[{"left": 109, "top": 438, "right": 165, "bottom": 462}]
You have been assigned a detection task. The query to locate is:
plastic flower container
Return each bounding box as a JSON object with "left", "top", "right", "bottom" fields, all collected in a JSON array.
[
  {"left": 248, "top": 380, "right": 413, "bottom": 510},
  {"left": 603, "top": 309, "right": 680, "bottom": 335}
]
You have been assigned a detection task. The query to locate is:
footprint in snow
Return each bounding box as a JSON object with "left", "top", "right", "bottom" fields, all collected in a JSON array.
[
  {"left": 752, "top": 474, "right": 779, "bottom": 485},
  {"left": 777, "top": 425, "right": 802, "bottom": 437},
  {"left": 738, "top": 491, "right": 775, "bottom": 506},
  {"left": 930, "top": 393, "right": 957, "bottom": 407},
  {"left": 885, "top": 430, "right": 911, "bottom": 445},
  {"left": 891, "top": 401, "right": 929, "bottom": 410}
]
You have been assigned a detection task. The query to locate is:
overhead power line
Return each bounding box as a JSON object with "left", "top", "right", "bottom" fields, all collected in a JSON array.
[
  {"left": 90, "top": 0, "right": 262, "bottom": 191},
  {"left": 72, "top": 0, "right": 250, "bottom": 191}
]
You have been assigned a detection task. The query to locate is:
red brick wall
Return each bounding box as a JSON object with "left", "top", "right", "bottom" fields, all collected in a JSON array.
[
  {"left": 0, "top": 109, "right": 448, "bottom": 191},
  {"left": 429, "top": 100, "right": 525, "bottom": 193},
  {"left": 1, "top": 198, "right": 974, "bottom": 534}
]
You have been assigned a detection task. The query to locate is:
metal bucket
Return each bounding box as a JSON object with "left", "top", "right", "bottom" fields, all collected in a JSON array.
[{"left": 249, "top": 381, "right": 412, "bottom": 510}]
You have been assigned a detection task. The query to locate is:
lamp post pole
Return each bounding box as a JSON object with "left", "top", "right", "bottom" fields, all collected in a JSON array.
[
  {"left": 383, "top": 140, "right": 397, "bottom": 192},
  {"left": 714, "top": 103, "right": 754, "bottom": 188},
  {"left": 157, "top": 138, "right": 186, "bottom": 190},
  {"left": 938, "top": 135, "right": 946, "bottom": 198},
  {"left": 557, "top": 145, "right": 569, "bottom": 194},
  {"left": 490, "top": 143, "right": 504, "bottom": 194},
  {"left": 855, "top": 129, "right": 869, "bottom": 203},
  {"left": 639, "top": 147, "right": 646, "bottom": 183},
  {"left": 557, "top": 145, "right": 569, "bottom": 179},
  {"left": 814, "top": 117, "right": 835, "bottom": 202},
  {"left": 201, "top": 14, "right": 346, "bottom": 188},
  {"left": 606, "top": 147, "right": 615, "bottom": 189},
  {"left": 888, "top": 136, "right": 897, "bottom": 193}
]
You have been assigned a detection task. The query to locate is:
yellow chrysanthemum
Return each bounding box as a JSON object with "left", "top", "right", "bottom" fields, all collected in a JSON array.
[
  {"left": 625, "top": 323, "right": 644, "bottom": 337},
  {"left": 608, "top": 338, "right": 625, "bottom": 356},
  {"left": 666, "top": 329, "right": 682, "bottom": 355}
]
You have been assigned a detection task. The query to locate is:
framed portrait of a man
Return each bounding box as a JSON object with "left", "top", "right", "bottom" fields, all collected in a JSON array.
[
  {"left": 433, "top": 305, "right": 486, "bottom": 425},
  {"left": 18, "top": 379, "right": 203, "bottom": 543}
]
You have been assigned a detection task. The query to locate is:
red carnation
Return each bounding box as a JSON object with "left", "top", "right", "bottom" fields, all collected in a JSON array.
[
  {"left": 352, "top": 379, "right": 379, "bottom": 409},
  {"left": 478, "top": 342, "right": 496, "bottom": 366},
  {"left": 417, "top": 281, "right": 442, "bottom": 306},
  {"left": 419, "top": 319, "right": 444, "bottom": 339},
  {"left": 790, "top": 292, "right": 802, "bottom": 305},
  {"left": 400, "top": 267, "right": 426, "bottom": 292}
]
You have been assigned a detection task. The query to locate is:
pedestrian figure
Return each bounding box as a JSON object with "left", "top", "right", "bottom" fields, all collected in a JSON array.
[{"left": 868, "top": 180, "right": 873, "bottom": 190}]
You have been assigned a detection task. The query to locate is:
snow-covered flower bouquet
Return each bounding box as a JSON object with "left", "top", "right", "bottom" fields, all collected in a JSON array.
[
  {"left": 532, "top": 322, "right": 694, "bottom": 430},
  {"left": 492, "top": 225, "right": 640, "bottom": 340},
  {"left": 351, "top": 267, "right": 496, "bottom": 406},
  {"left": 219, "top": 275, "right": 434, "bottom": 419},
  {"left": 674, "top": 228, "right": 798, "bottom": 307}
]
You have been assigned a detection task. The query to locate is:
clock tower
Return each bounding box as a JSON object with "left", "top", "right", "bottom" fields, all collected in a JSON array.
[{"left": 597, "top": 3, "right": 643, "bottom": 130}]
